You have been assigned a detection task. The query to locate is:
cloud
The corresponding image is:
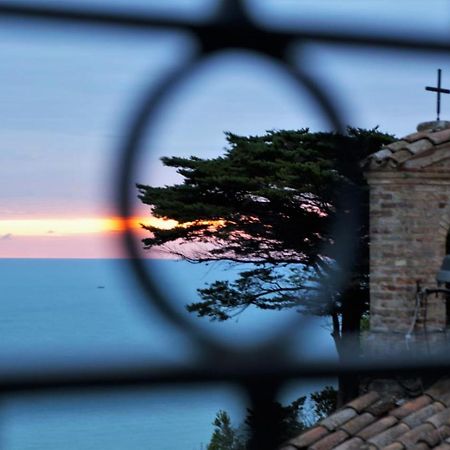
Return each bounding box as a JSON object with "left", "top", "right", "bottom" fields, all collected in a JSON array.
[{"left": 1, "top": 233, "right": 12, "bottom": 240}]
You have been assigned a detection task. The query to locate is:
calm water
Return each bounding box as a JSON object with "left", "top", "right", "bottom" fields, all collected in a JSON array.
[{"left": 0, "top": 259, "right": 335, "bottom": 449}]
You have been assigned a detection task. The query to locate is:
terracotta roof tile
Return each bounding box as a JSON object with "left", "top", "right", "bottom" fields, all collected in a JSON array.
[
  {"left": 364, "top": 122, "right": 450, "bottom": 170},
  {"left": 418, "top": 424, "right": 450, "bottom": 447},
  {"left": 369, "top": 148, "right": 396, "bottom": 164},
  {"left": 320, "top": 409, "right": 357, "bottom": 431},
  {"left": 366, "top": 398, "right": 397, "bottom": 417},
  {"left": 437, "top": 394, "right": 450, "bottom": 408},
  {"left": 395, "top": 139, "right": 428, "bottom": 157},
  {"left": 410, "top": 443, "right": 432, "bottom": 450},
  {"left": 289, "top": 426, "right": 328, "bottom": 447},
  {"left": 382, "top": 442, "right": 405, "bottom": 450},
  {"left": 385, "top": 140, "right": 409, "bottom": 152},
  {"left": 390, "top": 149, "right": 414, "bottom": 164},
  {"left": 357, "top": 416, "right": 399, "bottom": 440},
  {"left": 427, "top": 380, "right": 450, "bottom": 402},
  {"left": 433, "top": 443, "right": 450, "bottom": 450},
  {"left": 402, "top": 403, "right": 446, "bottom": 428},
  {"left": 390, "top": 396, "right": 432, "bottom": 419},
  {"left": 367, "top": 422, "right": 410, "bottom": 448},
  {"left": 333, "top": 437, "right": 364, "bottom": 450},
  {"left": 288, "top": 377, "right": 450, "bottom": 450},
  {"left": 347, "top": 392, "right": 380, "bottom": 413},
  {"left": 396, "top": 423, "right": 435, "bottom": 447},
  {"left": 403, "top": 130, "right": 431, "bottom": 143},
  {"left": 426, "top": 409, "right": 450, "bottom": 428},
  {"left": 310, "top": 430, "right": 349, "bottom": 450},
  {"left": 405, "top": 138, "right": 434, "bottom": 155},
  {"left": 427, "top": 128, "right": 450, "bottom": 145},
  {"left": 340, "top": 413, "right": 376, "bottom": 435}
]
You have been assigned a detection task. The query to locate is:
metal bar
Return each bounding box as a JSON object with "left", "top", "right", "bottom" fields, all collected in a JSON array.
[
  {"left": 1, "top": 6, "right": 450, "bottom": 450},
  {"left": 2, "top": 356, "right": 450, "bottom": 394},
  {"left": 0, "top": 2, "right": 198, "bottom": 32},
  {"left": 2, "top": 2, "right": 450, "bottom": 54},
  {"left": 438, "top": 68, "right": 442, "bottom": 119}
]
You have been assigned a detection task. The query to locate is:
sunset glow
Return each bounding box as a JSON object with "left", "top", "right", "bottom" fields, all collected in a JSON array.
[
  {"left": 0, "top": 216, "right": 226, "bottom": 258},
  {"left": 0, "top": 216, "right": 178, "bottom": 237}
]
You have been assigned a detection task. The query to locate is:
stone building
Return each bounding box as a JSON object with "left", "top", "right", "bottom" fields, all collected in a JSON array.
[
  {"left": 366, "top": 120, "right": 450, "bottom": 338},
  {"left": 282, "top": 121, "right": 450, "bottom": 450}
]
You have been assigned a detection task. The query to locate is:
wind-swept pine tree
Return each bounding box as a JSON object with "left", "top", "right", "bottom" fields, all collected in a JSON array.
[{"left": 137, "top": 128, "right": 394, "bottom": 402}]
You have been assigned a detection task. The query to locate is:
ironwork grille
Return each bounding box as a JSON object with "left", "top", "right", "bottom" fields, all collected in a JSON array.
[{"left": 1, "top": 2, "right": 450, "bottom": 449}]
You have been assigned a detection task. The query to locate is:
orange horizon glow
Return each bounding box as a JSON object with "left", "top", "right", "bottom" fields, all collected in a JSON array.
[
  {"left": 0, "top": 216, "right": 178, "bottom": 237},
  {"left": 0, "top": 216, "right": 226, "bottom": 258}
]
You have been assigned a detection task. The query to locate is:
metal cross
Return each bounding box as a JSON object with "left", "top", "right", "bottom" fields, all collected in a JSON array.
[{"left": 425, "top": 69, "right": 450, "bottom": 121}]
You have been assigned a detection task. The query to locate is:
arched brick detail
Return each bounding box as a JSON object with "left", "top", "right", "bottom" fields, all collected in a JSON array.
[{"left": 438, "top": 207, "right": 450, "bottom": 243}]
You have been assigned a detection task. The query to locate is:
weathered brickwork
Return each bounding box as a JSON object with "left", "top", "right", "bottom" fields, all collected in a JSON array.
[
  {"left": 289, "top": 123, "right": 450, "bottom": 449},
  {"left": 365, "top": 126, "right": 450, "bottom": 334}
]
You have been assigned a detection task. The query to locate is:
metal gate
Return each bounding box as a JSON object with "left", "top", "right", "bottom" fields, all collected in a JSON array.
[{"left": 1, "top": 2, "right": 450, "bottom": 449}]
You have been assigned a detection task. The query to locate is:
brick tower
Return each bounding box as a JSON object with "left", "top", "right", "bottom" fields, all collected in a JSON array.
[{"left": 364, "top": 121, "right": 450, "bottom": 338}]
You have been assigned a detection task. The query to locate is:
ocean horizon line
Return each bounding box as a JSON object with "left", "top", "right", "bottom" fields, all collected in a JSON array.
[{"left": 0, "top": 256, "right": 181, "bottom": 261}]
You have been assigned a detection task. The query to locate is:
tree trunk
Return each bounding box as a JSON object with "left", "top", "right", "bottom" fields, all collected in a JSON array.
[{"left": 332, "top": 292, "right": 363, "bottom": 407}]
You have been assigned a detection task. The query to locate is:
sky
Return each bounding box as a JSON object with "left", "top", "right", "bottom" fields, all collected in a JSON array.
[{"left": 2, "top": 0, "right": 450, "bottom": 258}]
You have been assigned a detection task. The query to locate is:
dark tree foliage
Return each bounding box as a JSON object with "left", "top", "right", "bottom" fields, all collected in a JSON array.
[
  {"left": 244, "top": 396, "right": 307, "bottom": 446},
  {"left": 207, "top": 410, "right": 246, "bottom": 450},
  {"left": 206, "top": 397, "right": 307, "bottom": 450},
  {"left": 205, "top": 386, "right": 337, "bottom": 449},
  {"left": 137, "top": 128, "right": 394, "bottom": 362},
  {"left": 310, "top": 386, "right": 338, "bottom": 421}
]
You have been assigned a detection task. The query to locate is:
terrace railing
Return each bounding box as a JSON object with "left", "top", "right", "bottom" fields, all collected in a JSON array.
[{"left": 1, "top": 2, "right": 450, "bottom": 449}]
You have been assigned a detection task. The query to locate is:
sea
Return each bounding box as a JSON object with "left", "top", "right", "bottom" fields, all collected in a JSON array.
[{"left": 0, "top": 259, "right": 336, "bottom": 450}]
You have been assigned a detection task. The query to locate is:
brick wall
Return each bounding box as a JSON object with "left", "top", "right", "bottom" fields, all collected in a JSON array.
[{"left": 366, "top": 169, "right": 450, "bottom": 333}]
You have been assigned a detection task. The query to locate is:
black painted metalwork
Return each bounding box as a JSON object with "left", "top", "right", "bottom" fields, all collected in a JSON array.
[
  {"left": 426, "top": 69, "right": 450, "bottom": 121},
  {"left": 2, "top": 2, "right": 450, "bottom": 449}
]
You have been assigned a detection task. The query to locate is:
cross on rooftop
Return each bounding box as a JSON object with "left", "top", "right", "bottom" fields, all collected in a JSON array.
[{"left": 425, "top": 68, "right": 450, "bottom": 121}]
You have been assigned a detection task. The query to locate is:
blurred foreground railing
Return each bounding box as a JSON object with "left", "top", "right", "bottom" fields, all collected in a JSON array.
[{"left": 2, "top": 1, "right": 450, "bottom": 449}]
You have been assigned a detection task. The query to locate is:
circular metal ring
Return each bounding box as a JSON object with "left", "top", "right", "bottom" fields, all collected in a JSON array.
[{"left": 117, "top": 47, "right": 354, "bottom": 360}]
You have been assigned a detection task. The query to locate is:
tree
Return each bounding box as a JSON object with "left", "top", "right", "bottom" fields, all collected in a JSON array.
[
  {"left": 207, "top": 410, "right": 246, "bottom": 450},
  {"left": 205, "top": 386, "right": 337, "bottom": 449},
  {"left": 310, "top": 386, "right": 338, "bottom": 421},
  {"left": 137, "top": 128, "right": 394, "bottom": 401},
  {"left": 243, "top": 396, "right": 307, "bottom": 445}
]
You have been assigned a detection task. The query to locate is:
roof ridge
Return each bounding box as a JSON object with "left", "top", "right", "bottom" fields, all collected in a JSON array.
[
  {"left": 363, "top": 127, "right": 450, "bottom": 171},
  {"left": 285, "top": 378, "right": 450, "bottom": 450}
]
